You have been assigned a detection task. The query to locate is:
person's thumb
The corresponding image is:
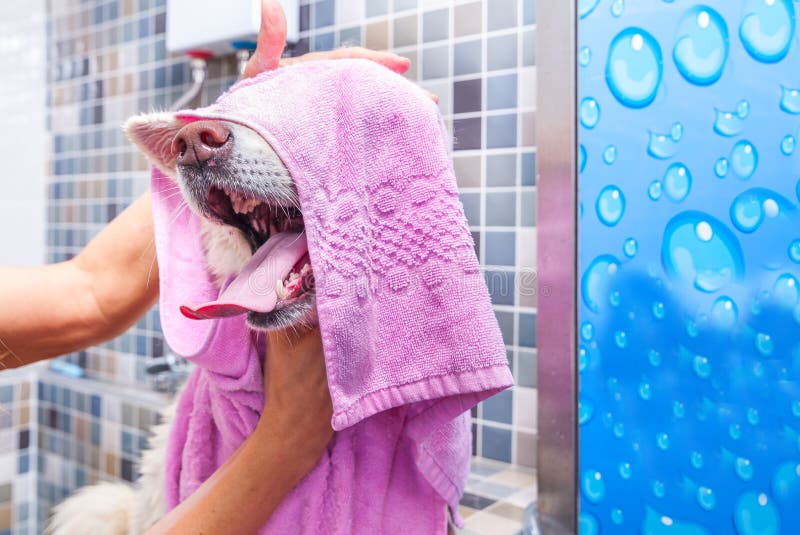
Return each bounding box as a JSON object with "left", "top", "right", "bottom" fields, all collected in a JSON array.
[{"left": 243, "top": 0, "right": 287, "bottom": 78}]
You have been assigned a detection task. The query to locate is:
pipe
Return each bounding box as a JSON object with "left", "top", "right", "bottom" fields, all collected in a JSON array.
[{"left": 170, "top": 51, "right": 212, "bottom": 111}]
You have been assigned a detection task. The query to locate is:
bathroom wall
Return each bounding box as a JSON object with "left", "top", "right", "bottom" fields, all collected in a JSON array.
[
  {"left": 291, "top": 0, "right": 538, "bottom": 467},
  {"left": 19, "top": 0, "right": 536, "bottom": 531}
]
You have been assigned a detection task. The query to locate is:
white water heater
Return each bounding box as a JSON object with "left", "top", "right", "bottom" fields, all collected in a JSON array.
[{"left": 166, "top": 0, "right": 299, "bottom": 55}]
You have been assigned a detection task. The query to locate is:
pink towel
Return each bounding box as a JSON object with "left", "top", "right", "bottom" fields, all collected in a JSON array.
[{"left": 149, "top": 60, "right": 513, "bottom": 533}]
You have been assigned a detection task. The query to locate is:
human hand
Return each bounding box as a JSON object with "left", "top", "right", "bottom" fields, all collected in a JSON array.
[
  {"left": 242, "top": 0, "right": 438, "bottom": 102},
  {"left": 257, "top": 325, "right": 333, "bottom": 466}
]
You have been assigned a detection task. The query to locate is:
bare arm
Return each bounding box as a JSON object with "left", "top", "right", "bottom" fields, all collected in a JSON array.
[
  {"left": 146, "top": 326, "right": 333, "bottom": 535},
  {"left": 0, "top": 192, "right": 158, "bottom": 367}
]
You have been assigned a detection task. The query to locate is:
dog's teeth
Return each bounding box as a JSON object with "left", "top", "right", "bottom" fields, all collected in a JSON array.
[
  {"left": 275, "top": 279, "right": 287, "bottom": 299},
  {"left": 300, "top": 263, "right": 311, "bottom": 274},
  {"left": 289, "top": 272, "right": 300, "bottom": 282}
]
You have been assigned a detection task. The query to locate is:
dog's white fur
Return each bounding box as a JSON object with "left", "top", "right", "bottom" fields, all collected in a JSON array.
[{"left": 47, "top": 115, "right": 296, "bottom": 534}]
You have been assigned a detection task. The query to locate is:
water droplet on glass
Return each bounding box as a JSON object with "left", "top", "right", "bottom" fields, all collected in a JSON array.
[
  {"left": 611, "top": 508, "right": 624, "bottom": 524},
  {"left": 653, "top": 480, "right": 666, "bottom": 497},
  {"left": 790, "top": 241, "right": 800, "bottom": 262},
  {"left": 582, "top": 470, "right": 605, "bottom": 503},
  {"left": 581, "top": 321, "right": 595, "bottom": 341},
  {"left": 649, "top": 349, "right": 662, "bottom": 366},
  {"left": 739, "top": 0, "right": 795, "bottom": 63},
  {"left": 771, "top": 461, "right": 800, "bottom": 505},
  {"left": 615, "top": 330, "right": 628, "bottom": 348},
  {"left": 603, "top": 145, "right": 618, "bottom": 164},
  {"left": 578, "top": 346, "right": 588, "bottom": 371},
  {"left": 738, "top": 99, "right": 751, "bottom": 118},
  {"left": 687, "top": 319, "right": 700, "bottom": 338},
  {"left": 619, "top": 462, "right": 632, "bottom": 479},
  {"left": 580, "top": 97, "right": 601, "bottom": 129},
  {"left": 774, "top": 274, "right": 799, "bottom": 307},
  {"left": 579, "top": 144, "right": 587, "bottom": 173},
  {"left": 715, "top": 157, "right": 729, "bottom": 178},
  {"left": 781, "top": 86, "right": 800, "bottom": 114},
  {"left": 652, "top": 301, "right": 665, "bottom": 319},
  {"left": 579, "top": 46, "right": 592, "bottom": 67},
  {"left": 579, "top": 512, "right": 599, "bottom": 535},
  {"left": 657, "top": 432, "right": 670, "bottom": 450},
  {"left": 579, "top": 397, "right": 595, "bottom": 425},
  {"left": 711, "top": 296, "right": 738, "bottom": 328},
  {"left": 662, "top": 211, "right": 744, "bottom": 292},
  {"left": 674, "top": 401, "right": 686, "bottom": 418},
  {"left": 731, "top": 190, "right": 765, "bottom": 232},
  {"left": 737, "top": 457, "right": 755, "bottom": 481},
  {"left": 596, "top": 186, "right": 626, "bottom": 226},
  {"left": 673, "top": 7, "right": 729, "bottom": 85},
  {"left": 730, "top": 423, "right": 743, "bottom": 439},
  {"left": 639, "top": 381, "right": 652, "bottom": 400},
  {"left": 609, "top": 290, "right": 622, "bottom": 307},
  {"left": 613, "top": 422, "right": 625, "bottom": 437},
  {"left": 649, "top": 180, "right": 663, "bottom": 200},
  {"left": 606, "top": 28, "right": 663, "bottom": 108},
  {"left": 733, "top": 492, "right": 779, "bottom": 535},
  {"left": 781, "top": 135, "right": 795, "bottom": 155},
  {"left": 693, "top": 355, "right": 711, "bottom": 378},
  {"left": 663, "top": 163, "right": 692, "bottom": 202},
  {"left": 697, "top": 486, "right": 715, "bottom": 510},
  {"left": 648, "top": 122, "right": 683, "bottom": 159},
  {"left": 691, "top": 451, "right": 704, "bottom": 468},
  {"left": 623, "top": 238, "right": 638, "bottom": 258},
  {"left": 578, "top": 0, "right": 601, "bottom": 19},
  {"left": 714, "top": 108, "right": 746, "bottom": 137},
  {"left": 747, "top": 407, "right": 760, "bottom": 425},
  {"left": 610, "top": 0, "right": 624, "bottom": 17},
  {"left": 756, "top": 332, "right": 774, "bottom": 356},
  {"left": 730, "top": 140, "right": 758, "bottom": 179},
  {"left": 582, "top": 255, "right": 620, "bottom": 312}
]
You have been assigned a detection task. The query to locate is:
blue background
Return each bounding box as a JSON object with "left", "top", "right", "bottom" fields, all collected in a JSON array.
[{"left": 578, "top": 1, "right": 800, "bottom": 533}]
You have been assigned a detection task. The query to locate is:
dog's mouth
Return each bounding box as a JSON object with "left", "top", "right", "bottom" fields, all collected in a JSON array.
[{"left": 180, "top": 186, "right": 315, "bottom": 322}]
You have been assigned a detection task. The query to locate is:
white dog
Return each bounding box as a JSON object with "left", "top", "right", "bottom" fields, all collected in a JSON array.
[{"left": 48, "top": 114, "right": 315, "bottom": 534}]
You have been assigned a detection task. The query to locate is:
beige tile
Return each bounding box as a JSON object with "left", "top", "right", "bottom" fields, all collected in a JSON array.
[
  {"left": 506, "top": 485, "right": 537, "bottom": 508},
  {"left": 458, "top": 505, "right": 478, "bottom": 519},
  {"left": 489, "top": 468, "right": 536, "bottom": 488},
  {"left": 17, "top": 405, "right": 28, "bottom": 426},
  {"left": 463, "top": 511, "right": 521, "bottom": 535},
  {"left": 487, "top": 501, "right": 525, "bottom": 522},
  {"left": 515, "top": 430, "right": 537, "bottom": 469},
  {"left": 366, "top": 20, "right": 389, "bottom": 51},
  {"left": 397, "top": 49, "right": 418, "bottom": 81},
  {"left": 393, "top": 14, "right": 418, "bottom": 48},
  {"left": 517, "top": 228, "right": 537, "bottom": 307},
  {"left": 521, "top": 111, "right": 536, "bottom": 147},
  {"left": 454, "top": 2, "right": 483, "bottom": 37},
  {"left": 0, "top": 505, "right": 11, "bottom": 530},
  {"left": 514, "top": 386, "right": 537, "bottom": 430},
  {"left": 454, "top": 155, "right": 482, "bottom": 188}
]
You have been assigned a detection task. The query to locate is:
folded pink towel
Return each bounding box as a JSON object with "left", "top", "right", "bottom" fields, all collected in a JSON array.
[{"left": 150, "top": 60, "right": 513, "bottom": 533}]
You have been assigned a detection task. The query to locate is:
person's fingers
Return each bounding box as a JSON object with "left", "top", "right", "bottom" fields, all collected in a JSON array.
[
  {"left": 421, "top": 88, "right": 439, "bottom": 103},
  {"left": 243, "top": 0, "right": 287, "bottom": 78}
]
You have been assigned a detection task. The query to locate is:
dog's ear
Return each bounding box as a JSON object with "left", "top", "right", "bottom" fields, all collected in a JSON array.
[{"left": 124, "top": 112, "right": 184, "bottom": 177}]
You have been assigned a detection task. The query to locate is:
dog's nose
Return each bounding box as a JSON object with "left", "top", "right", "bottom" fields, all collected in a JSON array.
[{"left": 173, "top": 121, "right": 232, "bottom": 167}]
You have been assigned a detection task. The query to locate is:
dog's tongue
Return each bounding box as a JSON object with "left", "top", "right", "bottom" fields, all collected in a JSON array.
[{"left": 180, "top": 232, "right": 308, "bottom": 320}]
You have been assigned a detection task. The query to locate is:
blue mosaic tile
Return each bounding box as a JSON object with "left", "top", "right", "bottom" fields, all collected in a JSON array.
[
  {"left": 485, "top": 231, "right": 516, "bottom": 266},
  {"left": 487, "top": 73, "right": 518, "bottom": 110},
  {"left": 488, "top": 34, "right": 518, "bottom": 70},
  {"left": 521, "top": 151, "right": 536, "bottom": 186},
  {"left": 487, "top": 154, "right": 517, "bottom": 187},
  {"left": 518, "top": 313, "right": 537, "bottom": 348},
  {"left": 487, "top": 114, "right": 518, "bottom": 148},
  {"left": 459, "top": 192, "right": 481, "bottom": 226},
  {"left": 422, "top": 45, "right": 449, "bottom": 79},
  {"left": 481, "top": 425, "right": 512, "bottom": 463},
  {"left": 482, "top": 389, "right": 513, "bottom": 424},
  {"left": 366, "top": 0, "right": 389, "bottom": 17},
  {"left": 314, "top": 0, "right": 336, "bottom": 28},
  {"left": 495, "top": 310, "right": 515, "bottom": 346},
  {"left": 488, "top": 0, "right": 518, "bottom": 30},
  {"left": 485, "top": 270, "right": 515, "bottom": 306},
  {"left": 423, "top": 9, "right": 449, "bottom": 42},
  {"left": 486, "top": 191, "right": 517, "bottom": 226},
  {"left": 454, "top": 39, "right": 482, "bottom": 75}
]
